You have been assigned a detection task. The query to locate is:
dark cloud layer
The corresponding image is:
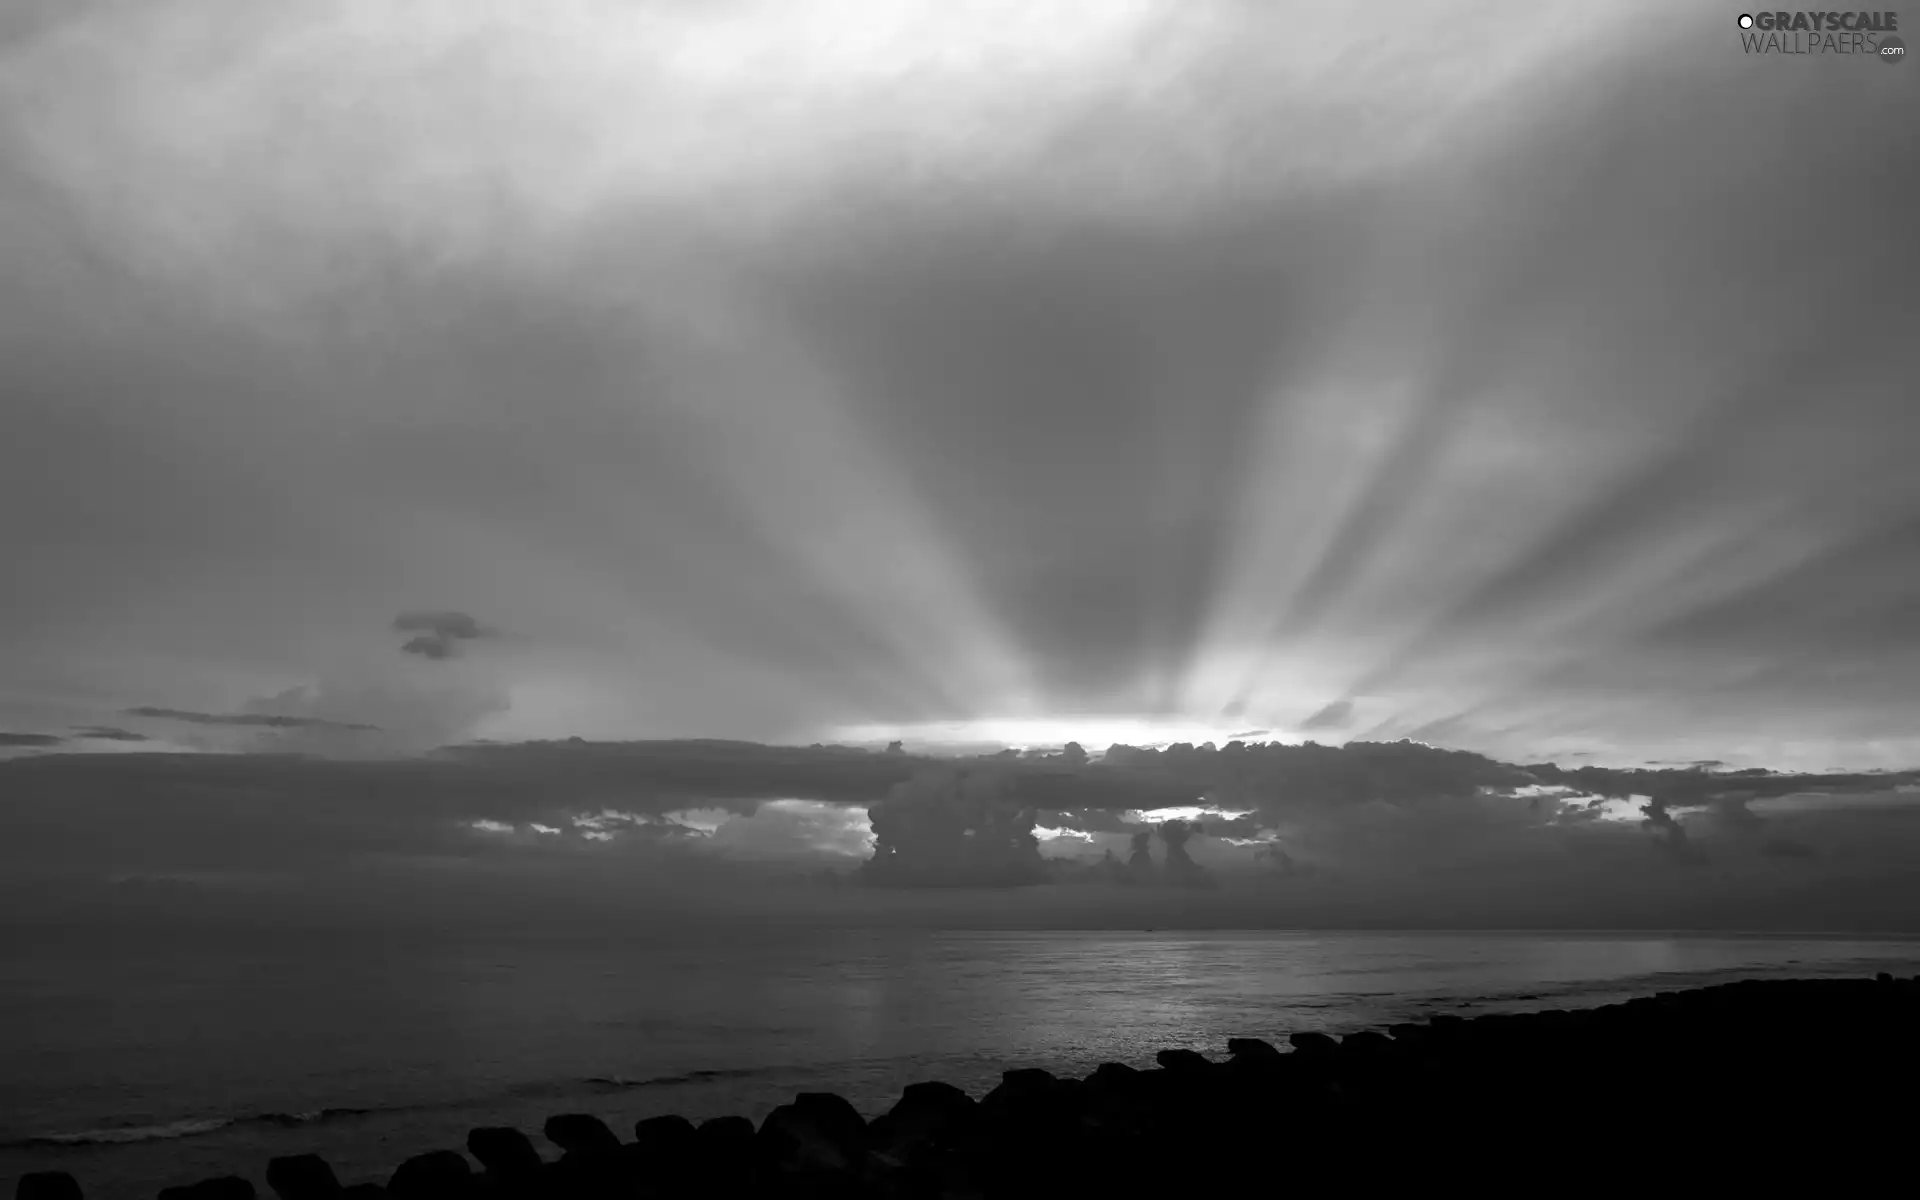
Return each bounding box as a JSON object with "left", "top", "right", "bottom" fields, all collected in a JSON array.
[
  {"left": 71, "top": 725, "right": 147, "bottom": 741},
  {"left": 5, "top": 738, "right": 1917, "bottom": 932},
  {"left": 125, "top": 706, "right": 380, "bottom": 732},
  {"left": 864, "top": 770, "right": 1046, "bottom": 888},
  {"left": 393, "top": 610, "right": 494, "bottom": 660}
]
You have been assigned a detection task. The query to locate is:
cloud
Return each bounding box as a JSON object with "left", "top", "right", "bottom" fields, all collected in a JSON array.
[
  {"left": 862, "top": 768, "right": 1047, "bottom": 888},
  {"left": 707, "top": 799, "right": 875, "bottom": 861},
  {"left": 1638, "top": 794, "right": 1706, "bottom": 865},
  {"left": 393, "top": 610, "right": 495, "bottom": 660},
  {"left": 1126, "top": 830, "right": 1155, "bottom": 881},
  {"left": 0, "top": 732, "right": 63, "bottom": 747},
  {"left": 234, "top": 679, "right": 507, "bottom": 755},
  {"left": 0, "top": 738, "right": 931, "bottom": 930},
  {"left": 0, "top": 0, "right": 1914, "bottom": 929},
  {"left": 124, "top": 705, "right": 380, "bottom": 732},
  {"left": 1156, "top": 818, "right": 1212, "bottom": 888},
  {"left": 125, "top": 612, "right": 520, "bottom": 756},
  {"left": 5, "top": 737, "right": 1916, "bottom": 933},
  {"left": 70, "top": 725, "right": 148, "bottom": 742},
  {"left": 1760, "top": 837, "right": 1817, "bottom": 860}
]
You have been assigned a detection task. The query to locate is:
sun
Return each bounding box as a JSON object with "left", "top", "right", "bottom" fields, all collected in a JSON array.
[{"left": 829, "top": 715, "right": 1275, "bottom": 753}]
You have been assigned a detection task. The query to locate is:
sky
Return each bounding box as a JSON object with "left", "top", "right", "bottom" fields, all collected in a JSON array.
[{"left": 1, "top": 1, "right": 1917, "bottom": 929}]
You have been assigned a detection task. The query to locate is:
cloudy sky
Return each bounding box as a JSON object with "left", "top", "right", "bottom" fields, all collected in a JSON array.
[{"left": 1, "top": 2, "right": 1916, "bottom": 928}]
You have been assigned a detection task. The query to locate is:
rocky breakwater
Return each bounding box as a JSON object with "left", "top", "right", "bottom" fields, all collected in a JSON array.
[{"left": 17, "top": 974, "right": 1920, "bottom": 1199}]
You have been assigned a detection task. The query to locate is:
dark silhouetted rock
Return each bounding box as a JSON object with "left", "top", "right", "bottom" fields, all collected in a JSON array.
[
  {"left": 887, "top": 1080, "right": 976, "bottom": 1128},
  {"left": 902, "top": 1079, "right": 974, "bottom": 1110},
  {"left": 632, "top": 1112, "right": 698, "bottom": 1155},
  {"left": 1289, "top": 1031, "right": 1339, "bottom": 1055},
  {"left": 696, "top": 1114, "right": 756, "bottom": 1152},
  {"left": 689, "top": 1115, "right": 758, "bottom": 1191},
  {"left": 791, "top": 1092, "right": 867, "bottom": 1145},
  {"left": 867, "top": 1083, "right": 986, "bottom": 1196},
  {"left": 627, "top": 1114, "right": 700, "bottom": 1189},
  {"left": 385, "top": 1151, "right": 470, "bottom": 1199},
  {"left": 541, "top": 1113, "right": 620, "bottom": 1156},
  {"left": 1341, "top": 1030, "right": 1392, "bottom": 1055},
  {"left": 266, "top": 1156, "right": 342, "bottom": 1200},
  {"left": 1226, "top": 1037, "right": 1282, "bottom": 1061},
  {"left": 759, "top": 1091, "right": 870, "bottom": 1177},
  {"left": 542, "top": 1114, "right": 626, "bottom": 1198},
  {"left": 872, "top": 1079, "right": 979, "bottom": 1160},
  {"left": 465, "top": 1127, "right": 541, "bottom": 1179},
  {"left": 1155, "top": 1048, "right": 1213, "bottom": 1073},
  {"left": 15, "top": 1175, "right": 80, "bottom": 1200},
  {"left": 983, "top": 1067, "right": 1093, "bottom": 1146},
  {"left": 983, "top": 1067, "right": 1062, "bottom": 1111}
]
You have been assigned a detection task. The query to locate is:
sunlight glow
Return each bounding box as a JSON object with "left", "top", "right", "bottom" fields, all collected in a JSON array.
[
  {"left": 832, "top": 716, "right": 1266, "bottom": 753},
  {"left": 751, "top": 799, "right": 876, "bottom": 857},
  {"left": 8, "top": 0, "right": 1903, "bottom": 774},
  {"left": 570, "top": 809, "right": 648, "bottom": 831},
  {"left": 1033, "top": 825, "right": 1096, "bottom": 842},
  {"left": 662, "top": 807, "right": 731, "bottom": 835},
  {"left": 1125, "top": 805, "right": 1254, "bottom": 824},
  {"left": 1588, "top": 796, "right": 1649, "bottom": 822}
]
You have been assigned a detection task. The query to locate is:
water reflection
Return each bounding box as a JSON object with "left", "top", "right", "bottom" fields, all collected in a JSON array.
[{"left": 5, "top": 929, "right": 1916, "bottom": 1195}]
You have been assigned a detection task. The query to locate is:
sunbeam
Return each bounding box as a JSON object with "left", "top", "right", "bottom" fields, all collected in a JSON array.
[{"left": 0, "top": 0, "right": 1915, "bottom": 768}]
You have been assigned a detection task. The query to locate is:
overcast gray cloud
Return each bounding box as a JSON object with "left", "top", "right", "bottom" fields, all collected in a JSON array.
[
  {"left": 0, "top": 0, "right": 1917, "bottom": 944},
  {"left": 125, "top": 706, "right": 381, "bottom": 732},
  {"left": 4, "top": 740, "right": 1918, "bottom": 932},
  {"left": 70, "top": 725, "right": 148, "bottom": 742},
  {"left": 0, "top": 732, "right": 64, "bottom": 747},
  {"left": 393, "top": 610, "right": 494, "bottom": 660}
]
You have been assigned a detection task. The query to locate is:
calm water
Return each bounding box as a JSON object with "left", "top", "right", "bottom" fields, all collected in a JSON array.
[{"left": 4, "top": 927, "right": 1917, "bottom": 1198}]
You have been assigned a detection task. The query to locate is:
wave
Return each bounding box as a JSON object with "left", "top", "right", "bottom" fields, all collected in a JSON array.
[
  {"left": 583, "top": 1067, "right": 770, "bottom": 1091},
  {"left": 9, "top": 1107, "right": 382, "bottom": 1149},
  {"left": 6, "top": 1068, "right": 779, "bottom": 1150},
  {"left": 13, "top": 1118, "right": 234, "bottom": 1147}
]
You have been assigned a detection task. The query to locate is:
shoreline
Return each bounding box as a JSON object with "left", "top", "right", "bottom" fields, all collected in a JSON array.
[{"left": 16, "top": 972, "right": 1919, "bottom": 1197}]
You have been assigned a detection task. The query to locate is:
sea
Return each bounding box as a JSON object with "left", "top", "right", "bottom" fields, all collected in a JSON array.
[{"left": 5, "top": 926, "right": 1917, "bottom": 1198}]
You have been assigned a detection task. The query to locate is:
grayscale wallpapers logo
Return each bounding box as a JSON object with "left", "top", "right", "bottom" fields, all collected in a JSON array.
[{"left": 1736, "top": 10, "right": 1905, "bottom": 58}]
